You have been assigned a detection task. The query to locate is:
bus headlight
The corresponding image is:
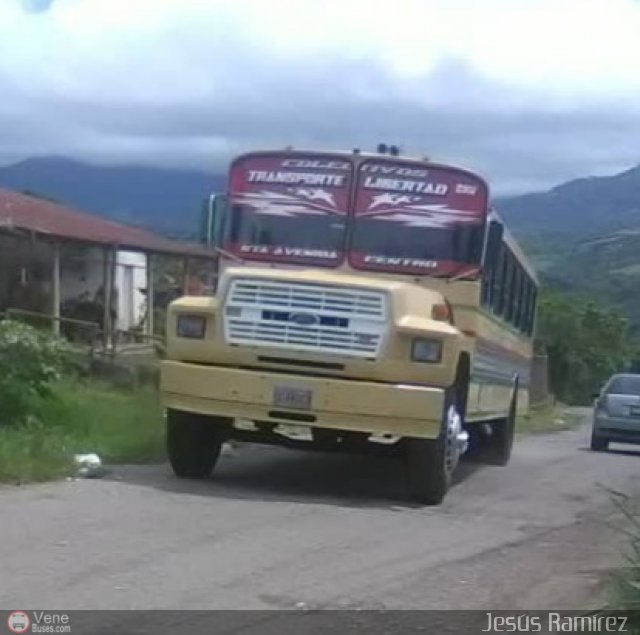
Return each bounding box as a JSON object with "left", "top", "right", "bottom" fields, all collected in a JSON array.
[
  {"left": 411, "top": 338, "right": 442, "bottom": 363},
  {"left": 177, "top": 315, "right": 207, "bottom": 339}
]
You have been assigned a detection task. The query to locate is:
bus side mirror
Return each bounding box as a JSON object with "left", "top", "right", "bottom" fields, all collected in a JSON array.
[
  {"left": 200, "top": 194, "right": 228, "bottom": 248},
  {"left": 484, "top": 220, "right": 504, "bottom": 270}
]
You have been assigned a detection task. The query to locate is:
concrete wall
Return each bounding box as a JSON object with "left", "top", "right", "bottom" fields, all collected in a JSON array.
[{"left": 530, "top": 353, "right": 551, "bottom": 405}]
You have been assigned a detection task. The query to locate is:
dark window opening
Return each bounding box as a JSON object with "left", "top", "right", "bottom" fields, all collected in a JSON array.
[
  {"left": 227, "top": 205, "right": 347, "bottom": 265},
  {"left": 350, "top": 221, "right": 484, "bottom": 271}
]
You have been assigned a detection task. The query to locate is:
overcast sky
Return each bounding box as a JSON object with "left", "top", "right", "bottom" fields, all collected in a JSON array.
[{"left": 1, "top": 0, "right": 639, "bottom": 194}]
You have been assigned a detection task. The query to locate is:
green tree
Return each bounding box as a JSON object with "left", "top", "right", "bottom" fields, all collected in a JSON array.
[{"left": 536, "top": 291, "right": 634, "bottom": 404}]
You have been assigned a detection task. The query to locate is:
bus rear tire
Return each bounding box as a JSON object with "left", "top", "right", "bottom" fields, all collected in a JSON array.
[
  {"left": 485, "top": 388, "right": 517, "bottom": 466},
  {"left": 166, "top": 409, "right": 230, "bottom": 479}
]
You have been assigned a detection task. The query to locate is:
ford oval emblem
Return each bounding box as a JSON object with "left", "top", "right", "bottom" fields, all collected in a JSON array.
[{"left": 289, "top": 312, "right": 319, "bottom": 326}]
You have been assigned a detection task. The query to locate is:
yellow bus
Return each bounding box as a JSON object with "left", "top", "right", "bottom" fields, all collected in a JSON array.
[{"left": 161, "top": 148, "right": 538, "bottom": 505}]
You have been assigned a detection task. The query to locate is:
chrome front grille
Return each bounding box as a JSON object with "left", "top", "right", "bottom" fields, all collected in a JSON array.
[{"left": 223, "top": 279, "right": 388, "bottom": 358}]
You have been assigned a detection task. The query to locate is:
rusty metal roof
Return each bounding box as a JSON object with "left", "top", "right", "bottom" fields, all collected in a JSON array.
[{"left": 0, "top": 188, "right": 214, "bottom": 258}]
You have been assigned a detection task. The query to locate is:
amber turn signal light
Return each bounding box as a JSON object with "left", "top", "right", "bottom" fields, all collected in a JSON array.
[{"left": 431, "top": 303, "right": 451, "bottom": 322}]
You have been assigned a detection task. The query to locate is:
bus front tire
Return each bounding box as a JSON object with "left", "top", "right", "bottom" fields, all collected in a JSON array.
[
  {"left": 166, "top": 409, "right": 230, "bottom": 479},
  {"left": 405, "top": 388, "right": 466, "bottom": 506},
  {"left": 406, "top": 436, "right": 450, "bottom": 506}
]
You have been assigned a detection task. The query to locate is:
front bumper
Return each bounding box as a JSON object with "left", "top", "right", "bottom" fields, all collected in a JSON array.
[{"left": 161, "top": 361, "right": 445, "bottom": 439}]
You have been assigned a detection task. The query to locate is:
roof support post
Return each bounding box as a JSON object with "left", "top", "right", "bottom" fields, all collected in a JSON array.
[
  {"left": 146, "top": 252, "right": 154, "bottom": 337},
  {"left": 102, "top": 246, "right": 117, "bottom": 352},
  {"left": 52, "top": 242, "right": 61, "bottom": 336},
  {"left": 182, "top": 256, "right": 190, "bottom": 295},
  {"left": 102, "top": 247, "right": 110, "bottom": 351}
]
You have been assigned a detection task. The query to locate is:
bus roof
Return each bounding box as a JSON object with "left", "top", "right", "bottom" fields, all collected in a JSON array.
[{"left": 232, "top": 148, "right": 490, "bottom": 192}]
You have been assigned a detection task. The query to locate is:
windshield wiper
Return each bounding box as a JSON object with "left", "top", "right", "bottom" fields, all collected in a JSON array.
[
  {"left": 446, "top": 263, "right": 480, "bottom": 283},
  {"left": 214, "top": 246, "right": 245, "bottom": 264}
]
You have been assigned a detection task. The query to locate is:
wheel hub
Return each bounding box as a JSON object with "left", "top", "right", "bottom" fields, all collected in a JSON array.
[{"left": 444, "top": 405, "right": 468, "bottom": 473}]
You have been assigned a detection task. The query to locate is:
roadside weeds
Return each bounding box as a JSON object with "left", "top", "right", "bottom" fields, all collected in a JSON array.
[
  {"left": 590, "top": 492, "right": 640, "bottom": 630},
  {"left": 0, "top": 387, "right": 584, "bottom": 485},
  {"left": 518, "top": 401, "right": 584, "bottom": 435},
  {"left": 0, "top": 381, "right": 164, "bottom": 484}
]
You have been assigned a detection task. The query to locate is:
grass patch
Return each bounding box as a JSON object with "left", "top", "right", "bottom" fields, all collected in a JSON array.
[
  {"left": 517, "top": 401, "right": 584, "bottom": 435},
  {"left": 605, "top": 494, "right": 640, "bottom": 627},
  {"left": 0, "top": 423, "right": 73, "bottom": 483},
  {"left": 0, "top": 381, "right": 165, "bottom": 484}
]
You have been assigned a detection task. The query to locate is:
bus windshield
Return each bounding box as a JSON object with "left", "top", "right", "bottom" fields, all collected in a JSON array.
[
  {"left": 349, "top": 159, "right": 489, "bottom": 276},
  {"left": 226, "top": 153, "right": 353, "bottom": 267}
]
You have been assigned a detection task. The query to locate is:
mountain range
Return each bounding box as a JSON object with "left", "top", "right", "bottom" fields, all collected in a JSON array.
[
  {"left": 497, "top": 163, "right": 640, "bottom": 243},
  {"left": 1, "top": 156, "right": 639, "bottom": 327},
  {"left": 0, "top": 157, "right": 225, "bottom": 238},
  {"left": 497, "top": 164, "right": 640, "bottom": 329}
]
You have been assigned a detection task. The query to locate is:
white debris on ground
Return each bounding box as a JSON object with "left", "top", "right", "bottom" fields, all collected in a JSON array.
[
  {"left": 73, "top": 453, "right": 105, "bottom": 478},
  {"left": 220, "top": 442, "right": 237, "bottom": 458}
]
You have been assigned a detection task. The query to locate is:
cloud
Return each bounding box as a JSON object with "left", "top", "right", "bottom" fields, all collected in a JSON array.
[
  {"left": 1, "top": 0, "right": 640, "bottom": 193},
  {"left": 21, "top": 0, "right": 54, "bottom": 13}
]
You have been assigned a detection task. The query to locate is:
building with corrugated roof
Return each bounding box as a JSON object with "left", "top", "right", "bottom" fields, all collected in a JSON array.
[{"left": 0, "top": 188, "right": 214, "bottom": 348}]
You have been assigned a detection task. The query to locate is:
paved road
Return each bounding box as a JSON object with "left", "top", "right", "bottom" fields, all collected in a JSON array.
[{"left": 2, "top": 413, "right": 640, "bottom": 612}]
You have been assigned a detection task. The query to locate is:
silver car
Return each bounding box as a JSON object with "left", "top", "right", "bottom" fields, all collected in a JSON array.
[{"left": 592, "top": 373, "right": 640, "bottom": 451}]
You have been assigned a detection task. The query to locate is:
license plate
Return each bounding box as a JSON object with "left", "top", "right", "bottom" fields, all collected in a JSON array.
[{"left": 273, "top": 386, "right": 312, "bottom": 410}]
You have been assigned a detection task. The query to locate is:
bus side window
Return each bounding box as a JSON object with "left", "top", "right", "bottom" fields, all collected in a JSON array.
[
  {"left": 481, "top": 264, "right": 493, "bottom": 307},
  {"left": 507, "top": 252, "right": 516, "bottom": 320},
  {"left": 520, "top": 279, "right": 531, "bottom": 332},
  {"left": 507, "top": 264, "right": 519, "bottom": 324},
  {"left": 528, "top": 287, "right": 538, "bottom": 336},
  {"left": 493, "top": 247, "right": 507, "bottom": 315},
  {"left": 514, "top": 267, "right": 526, "bottom": 329},
  {"left": 502, "top": 250, "right": 515, "bottom": 320},
  {"left": 524, "top": 275, "right": 531, "bottom": 330}
]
